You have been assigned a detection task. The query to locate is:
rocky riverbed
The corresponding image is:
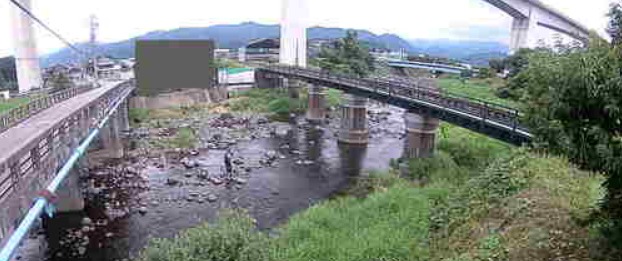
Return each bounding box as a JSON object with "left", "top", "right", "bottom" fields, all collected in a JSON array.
[{"left": 21, "top": 103, "right": 410, "bottom": 261}]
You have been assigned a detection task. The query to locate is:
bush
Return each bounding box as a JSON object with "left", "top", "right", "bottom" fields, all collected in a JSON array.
[
  {"left": 139, "top": 211, "right": 270, "bottom": 261},
  {"left": 404, "top": 151, "right": 462, "bottom": 183},
  {"left": 430, "top": 150, "right": 604, "bottom": 261},
  {"left": 438, "top": 124, "right": 512, "bottom": 171},
  {"left": 129, "top": 108, "right": 151, "bottom": 126}
]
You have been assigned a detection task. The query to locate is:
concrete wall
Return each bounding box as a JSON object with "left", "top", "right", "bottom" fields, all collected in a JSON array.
[{"left": 130, "top": 87, "right": 228, "bottom": 110}]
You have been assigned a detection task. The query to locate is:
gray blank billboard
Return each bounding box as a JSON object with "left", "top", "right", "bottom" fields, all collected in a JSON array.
[{"left": 135, "top": 40, "right": 216, "bottom": 96}]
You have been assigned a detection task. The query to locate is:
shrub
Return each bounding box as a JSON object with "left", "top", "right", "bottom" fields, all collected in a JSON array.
[
  {"left": 139, "top": 210, "right": 270, "bottom": 261},
  {"left": 438, "top": 124, "right": 512, "bottom": 171}
]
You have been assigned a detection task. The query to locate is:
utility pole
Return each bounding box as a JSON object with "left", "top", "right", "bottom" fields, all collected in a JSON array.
[
  {"left": 89, "top": 15, "right": 99, "bottom": 81},
  {"left": 10, "top": 0, "right": 43, "bottom": 93}
]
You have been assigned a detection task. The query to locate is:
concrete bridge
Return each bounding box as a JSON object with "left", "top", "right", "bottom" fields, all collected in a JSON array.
[
  {"left": 0, "top": 80, "right": 134, "bottom": 248},
  {"left": 483, "top": 0, "right": 591, "bottom": 52},
  {"left": 280, "top": 0, "right": 592, "bottom": 58}
]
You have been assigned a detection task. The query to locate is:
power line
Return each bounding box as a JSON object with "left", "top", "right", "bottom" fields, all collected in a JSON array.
[{"left": 9, "top": 0, "right": 85, "bottom": 55}]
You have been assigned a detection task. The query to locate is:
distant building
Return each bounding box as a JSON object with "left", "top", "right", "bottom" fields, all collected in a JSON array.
[
  {"left": 96, "top": 56, "right": 123, "bottom": 80},
  {"left": 243, "top": 38, "right": 280, "bottom": 62}
]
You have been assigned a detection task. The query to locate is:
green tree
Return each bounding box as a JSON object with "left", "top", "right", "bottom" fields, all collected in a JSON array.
[
  {"left": 317, "top": 30, "right": 375, "bottom": 77},
  {"left": 488, "top": 58, "right": 506, "bottom": 74},
  {"left": 504, "top": 48, "right": 536, "bottom": 78},
  {"left": 44, "top": 71, "right": 74, "bottom": 91},
  {"left": 519, "top": 37, "right": 622, "bottom": 249},
  {"left": 607, "top": 2, "right": 622, "bottom": 46}
]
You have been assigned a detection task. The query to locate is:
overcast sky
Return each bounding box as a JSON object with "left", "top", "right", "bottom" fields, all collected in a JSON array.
[{"left": 0, "top": 0, "right": 614, "bottom": 57}]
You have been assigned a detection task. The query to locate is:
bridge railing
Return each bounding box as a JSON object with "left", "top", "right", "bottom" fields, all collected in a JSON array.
[
  {"left": 0, "top": 81, "right": 133, "bottom": 204},
  {"left": 0, "top": 84, "right": 96, "bottom": 134},
  {"left": 260, "top": 64, "right": 524, "bottom": 132}
]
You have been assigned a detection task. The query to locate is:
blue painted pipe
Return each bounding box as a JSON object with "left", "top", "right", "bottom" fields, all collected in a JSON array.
[{"left": 0, "top": 86, "right": 133, "bottom": 261}]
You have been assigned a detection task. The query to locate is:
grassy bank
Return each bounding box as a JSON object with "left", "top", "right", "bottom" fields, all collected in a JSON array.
[
  {"left": 0, "top": 97, "right": 30, "bottom": 114},
  {"left": 138, "top": 120, "right": 604, "bottom": 261},
  {"left": 228, "top": 88, "right": 342, "bottom": 117},
  {"left": 438, "top": 78, "right": 519, "bottom": 108}
]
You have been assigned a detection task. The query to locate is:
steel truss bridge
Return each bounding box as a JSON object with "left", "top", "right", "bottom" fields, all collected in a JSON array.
[{"left": 256, "top": 65, "right": 532, "bottom": 145}]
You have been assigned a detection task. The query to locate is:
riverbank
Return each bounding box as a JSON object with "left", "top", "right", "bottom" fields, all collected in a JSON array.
[{"left": 135, "top": 89, "right": 605, "bottom": 261}]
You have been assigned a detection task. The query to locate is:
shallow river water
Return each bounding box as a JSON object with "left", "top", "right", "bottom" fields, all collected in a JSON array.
[{"left": 20, "top": 104, "right": 408, "bottom": 261}]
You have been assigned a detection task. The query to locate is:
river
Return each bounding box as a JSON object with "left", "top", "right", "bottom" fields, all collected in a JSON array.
[{"left": 18, "top": 104, "right": 408, "bottom": 261}]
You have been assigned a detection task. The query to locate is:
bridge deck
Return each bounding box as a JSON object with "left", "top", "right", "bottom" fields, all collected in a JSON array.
[{"left": 0, "top": 82, "right": 121, "bottom": 164}]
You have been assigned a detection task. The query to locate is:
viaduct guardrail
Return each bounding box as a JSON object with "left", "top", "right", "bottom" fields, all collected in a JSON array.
[
  {"left": 256, "top": 65, "right": 532, "bottom": 145},
  {"left": 0, "top": 81, "right": 133, "bottom": 203},
  {"left": 0, "top": 85, "right": 95, "bottom": 134}
]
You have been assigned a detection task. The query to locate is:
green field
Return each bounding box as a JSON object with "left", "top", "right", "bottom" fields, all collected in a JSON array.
[
  {"left": 438, "top": 78, "right": 520, "bottom": 108},
  {"left": 0, "top": 97, "right": 30, "bottom": 114}
]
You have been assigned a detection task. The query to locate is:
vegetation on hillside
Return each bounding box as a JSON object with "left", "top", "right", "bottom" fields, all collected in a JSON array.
[{"left": 317, "top": 30, "right": 376, "bottom": 77}]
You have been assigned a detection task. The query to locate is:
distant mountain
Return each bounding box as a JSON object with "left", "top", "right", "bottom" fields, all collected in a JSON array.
[
  {"left": 41, "top": 22, "right": 508, "bottom": 67},
  {"left": 408, "top": 39, "right": 509, "bottom": 66}
]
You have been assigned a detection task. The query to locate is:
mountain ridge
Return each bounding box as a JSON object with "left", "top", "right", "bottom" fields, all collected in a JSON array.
[{"left": 41, "top": 22, "right": 508, "bottom": 67}]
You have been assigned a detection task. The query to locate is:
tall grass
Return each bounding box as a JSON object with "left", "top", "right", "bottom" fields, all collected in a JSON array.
[{"left": 271, "top": 185, "right": 446, "bottom": 261}]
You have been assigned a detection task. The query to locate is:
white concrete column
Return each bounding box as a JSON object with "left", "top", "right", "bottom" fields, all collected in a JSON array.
[
  {"left": 280, "top": 0, "right": 308, "bottom": 67},
  {"left": 509, "top": 16, "right": 539, "bottom": 54},
  {"left": 10, "top": 0, "right": 43, "bottom": 93}
]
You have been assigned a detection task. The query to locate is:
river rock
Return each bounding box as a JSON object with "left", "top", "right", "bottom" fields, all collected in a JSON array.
[
  {"left": 233, "top": 177, "right": 247, "bottom": 185},
  {"left": 166, "top": 178, "right": 180, "bottom": 186},
  {"left": 207, "top": 194, "right": 218, "bottom": 202},
  {"left": 255, "top": 116, "right": 269, "bottom": 124},
  {"left": 125, "top": 166, "right": 139, "bottom": 175},
  {"left": 138, "top": 207, "right": 148, "bottom": 215},
  {"left": 265, "top": 150, "right": 278, "bottom": 161},
  {"left": 181, "top": 157, "right": 199, "bottom": 169},
  {"left": 197, "top": 170, "right": 209, "bottom": 179},
  {"left": 209, "top": 177, "right": 224, "bottom": 185},
  {"left": 81, "top": 217, "right": 93, "bottom": 226}
]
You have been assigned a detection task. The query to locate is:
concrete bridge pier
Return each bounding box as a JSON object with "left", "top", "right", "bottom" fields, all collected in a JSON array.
[
  {"left": 55, "top": 114, "right": 89, "bottom": 213},
  {"left": 100, "top": 109, "right": 125, "bottom": 159},
  {"left": 118, "top": 100, "right": 130, "bottom": 135},
  {"left": 306, "top": 85, "right": 326, "bottom": 123},
  {"left": 403, "top": 112, "right": 439, "bottom": 159},
  {"left": 338, "top": 94, "right": 368, "bottom": 144},
  {"left": 285, "top": 78, "right": 302, "bottom": 99}
]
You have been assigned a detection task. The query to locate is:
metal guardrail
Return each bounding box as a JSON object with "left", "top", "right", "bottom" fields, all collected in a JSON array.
[
  {"left": 258, "top": 65, "right": 528, "bottom": 137},
  {"left": 0, "top": 81, "right": 132, "bottom": 204},
  {"left": 0, "top": 85, "right": 95, "bottom": 134},
  {"left": 0, "top": 81, "right": 135, "bottom": 261}
]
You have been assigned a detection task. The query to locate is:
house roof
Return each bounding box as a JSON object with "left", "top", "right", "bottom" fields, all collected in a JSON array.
[{"left": 246, "top": 38, "right": 280, "bottom": 49}]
